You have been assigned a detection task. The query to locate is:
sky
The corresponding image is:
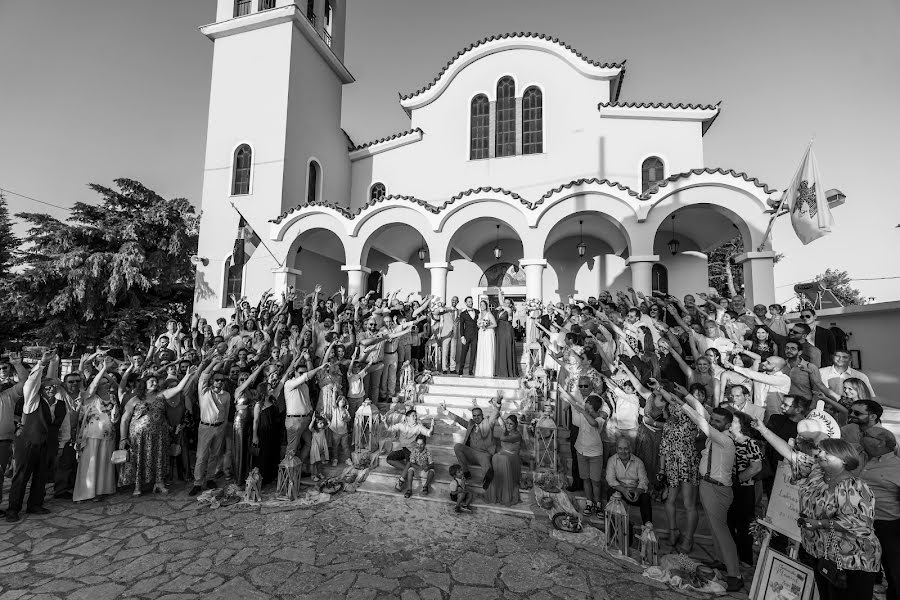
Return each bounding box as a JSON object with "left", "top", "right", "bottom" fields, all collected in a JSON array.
[{"left": 2, "top": 0, "right": 899, "bottom": 305}]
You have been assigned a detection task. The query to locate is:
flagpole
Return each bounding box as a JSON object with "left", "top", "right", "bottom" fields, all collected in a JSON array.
[
  {"left": 230, "top": 202, "right": 283, "bottom": 268},
  {"left": 756, "top": 140, "right": 813, "bottom": 252}
]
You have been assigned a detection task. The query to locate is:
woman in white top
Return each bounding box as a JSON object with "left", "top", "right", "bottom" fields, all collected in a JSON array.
[{"left": 474, "top": 299, "right": 497, "bottom": 377}]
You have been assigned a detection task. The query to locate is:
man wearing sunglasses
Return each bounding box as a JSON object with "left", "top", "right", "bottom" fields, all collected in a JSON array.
[
  {"left": 856, "top": 426, "right": 900, "bottom": 600},
  {"left": 189, "top": 358, "right": 232, "bottom": 496},
  {"left": 797, "top": 307, "right": 836, "bottom": 367},
  {"left": 6, "top": 351, "right": 59, "bottom": 522},
  {"left": 0, "top": 356, "right": 30, "bottom": 518},
  {"left": 444, "top": 396, "right": 500, "bottom": 488},
  {"left": 841, "top": 399, "right": 884, "bottom": 454}
]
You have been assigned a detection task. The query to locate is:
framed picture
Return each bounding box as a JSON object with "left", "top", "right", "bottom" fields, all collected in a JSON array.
[
  {"left": 750, "top": 541, "right": 816, "bottom": 600},
  {"left": 850, "top": 349, "right": 862, "bottom": 370}
]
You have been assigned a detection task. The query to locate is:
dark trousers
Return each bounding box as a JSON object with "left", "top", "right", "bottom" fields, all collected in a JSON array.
[
  {"left": 609, "top": 489, "right": 653, "bottom": 524},
  {"left": 456, "top": 339, "right": 477, "bottom": 375},
  {"left": 7, "top": 440, "right": 49, "bottom": 513},
  {"left": 727, "top": 484, "right": 756, "bottom": 564},
  {"left": 876, "top": 518, "right": 900, "bottom": 600},
  {"left": 799, "top": 547, "right": 877, "bottom": 600},
  {"left": 0, "top": 440, "right": 12, "bottom": 505},
  {"left": 51, "top": 443, "right": 77, "bottom": 497},
  {"left": 568, "top": 418, "right": 581, "bottom": 486}
]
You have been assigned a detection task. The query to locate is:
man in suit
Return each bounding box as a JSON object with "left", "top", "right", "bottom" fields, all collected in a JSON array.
[
  {"left": 798, "top": 307, "right": 836, "bottom": 367},
  {"left": 435, "top": 296, "right": 459, "bottom": 374},
  {"left": 456, "top": 296, "right": 479, "bottom": 376}
]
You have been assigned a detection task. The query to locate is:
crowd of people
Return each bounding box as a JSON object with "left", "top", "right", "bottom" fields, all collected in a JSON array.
[{"left": 0, "top": 284, "right": 897, "bottom": 600}]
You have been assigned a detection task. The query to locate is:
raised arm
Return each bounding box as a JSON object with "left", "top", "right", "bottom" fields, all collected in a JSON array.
[{"left": 160, "top": 366, "right": 199, "bottom": 400}]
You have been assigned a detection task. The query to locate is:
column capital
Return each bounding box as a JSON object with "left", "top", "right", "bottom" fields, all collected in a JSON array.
[
  {"left": 340, "top": 265, "right": 372, "bottom": 273},
  {"left": 734, "top": 251, "right": 777, "bottom": 264},
  {"left": 271, "top": 266, "right": 302, "bottom": 275},
  {"left": 519, "top": 259, "right": 548, "bottom": 268},
  {"left": 626, "top": 255, "right": 660, "bottom": 265},
  {"left": 423, "top": 262, "right": 453, "bottom": 270}
]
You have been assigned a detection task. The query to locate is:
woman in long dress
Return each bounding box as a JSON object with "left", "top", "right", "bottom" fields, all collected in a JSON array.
[
  {"left": 494, "top": 292, "right": 519, "bottom": 378},
  {"left": 119, "top": 367, "right": 196, "bottom": 496},
  {"left": 233, "top": 363, "right": 265, "bottom": 487},
  {"left": 474, "top": 299, "right": 497, "bottom": 377},
  {"left": 486, "top": 414, "right": 522, "bottom": 506},
  {"left": 74, "top": 360, "right": 120, "bottom": 502}
]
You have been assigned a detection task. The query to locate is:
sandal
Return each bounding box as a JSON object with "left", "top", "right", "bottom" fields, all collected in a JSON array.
[
  {"left": 677, "top": 538, "right": 694, "bottom": 555},
  {"left": 668, "top": 527, "right": 682, "bottom": 548},
  {"left": 404, "top": 489, "right": 412, "bottom": 499}
]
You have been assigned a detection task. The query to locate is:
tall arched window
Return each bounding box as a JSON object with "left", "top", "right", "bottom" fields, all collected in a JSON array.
[
  {"left": 224, "top": 257, "right": 244, "bottom": 307},
  {"left": 370, "top": 182, "right": 386, "bottom": 201},
  {"left": 522, "top": 87, "right": 543, "bottom": 155},
  {"left": 470, "top": 94, "right": 489, "bottom": 160},
  {"left": 641, "top": 156, "right": 665, "bottom": 194},
  {"left": 307, "top": 160, "right": 320, "bottom": 203},
  {"left": 495, "top": 76, "right": 516, "bottom": 158},
  {"left": 652, "top": 263, "right": 669, "bottom": 294},
  {"left": 232, "top": 144, "right": 252, "bottom": 195}
]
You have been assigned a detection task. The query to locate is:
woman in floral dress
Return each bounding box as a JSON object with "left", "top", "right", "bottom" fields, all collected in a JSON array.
[
  {"left": 119, "top": 368, "right": 196, "bottom": 495},
  {"left": 658, "top": 393, "right": 701, "bottom": 553}
]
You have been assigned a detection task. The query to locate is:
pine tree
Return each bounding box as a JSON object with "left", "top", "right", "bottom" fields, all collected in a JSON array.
[
  {"left": 6, "top": 179, "right": 199, "bottom": 348},
  {"left": 0, "top": 191, "right": 17, "bottom": 279},
  {"left": 816, "top": 268, "right": 867, "bottom": 306}
]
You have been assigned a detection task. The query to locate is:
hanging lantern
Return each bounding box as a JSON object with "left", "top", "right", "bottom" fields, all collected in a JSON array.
[
  {"left": 604, "top": 491, "right": 631, "bottom": 556},
  {"left": 639, "top": 522, "right": 659, "bottom": 566},
  {"left": 577, "top": 219, "right": 586, "bottom": 258},
  {"left": 493, "top": 224, "right": 503, "bottom": 260},
  {"left": 418, "top": 232, "right": 428, "bottom": 262},
  {"left": 667, "top": 215, "right": 680, "bottom": 255}
]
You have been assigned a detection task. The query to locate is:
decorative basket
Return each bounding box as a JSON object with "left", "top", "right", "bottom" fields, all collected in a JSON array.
[{"left": 551, "top": 512, "right": 583, "bottom": 533}]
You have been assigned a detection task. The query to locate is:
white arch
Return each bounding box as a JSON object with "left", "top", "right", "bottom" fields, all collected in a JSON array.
[
  {"left": 354, "top": 205, "right": 436, "bottom": 266},
  {"left": 534, "top": 193, "right": 636, "bottom": 256},
  {"left": 271, "top": 207, "right": 352, "bottom": 243}
]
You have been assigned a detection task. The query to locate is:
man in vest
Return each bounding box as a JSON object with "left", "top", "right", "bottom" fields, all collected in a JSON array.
[
  {"left": 0, "top": 355, "right": 29, "bottom": 517},
  {"left": 6, "top": 351, "right": 58, "bottom": 523},
  {"left": 444, "top": 397, "right": 500, "bottom": 488}
]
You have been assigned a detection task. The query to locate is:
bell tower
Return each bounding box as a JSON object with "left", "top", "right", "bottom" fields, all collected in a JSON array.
[{"left": 194, "top": 0, "right": 354, "bottom": 317}]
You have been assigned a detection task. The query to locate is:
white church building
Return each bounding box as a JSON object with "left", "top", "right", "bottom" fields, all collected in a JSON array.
[{"left": 193, "top": 0, "right": 783, "bottom": 318}]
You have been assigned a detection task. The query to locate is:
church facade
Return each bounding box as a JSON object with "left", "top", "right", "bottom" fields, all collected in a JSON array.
[{"left": 193, "top": 0, "right": 780, "bottom": 318}]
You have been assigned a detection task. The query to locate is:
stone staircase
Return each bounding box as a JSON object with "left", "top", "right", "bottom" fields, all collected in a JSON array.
[{"left": 351, "top": 374, "right": 534, "bottom": 515}]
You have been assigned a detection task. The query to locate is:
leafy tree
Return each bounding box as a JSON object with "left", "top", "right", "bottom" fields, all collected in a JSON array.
[
  {"left": 4, "top": 179, "right": 198, "bottom": 350},
  {"left": 706, "top": 235, "right": 783, "bottom": 299},
  {"left": 0, "top": 191, "right": 17, "bottom": 279},
  {"left": 815, "top": 268, "right": 867, "bottom": 306}
]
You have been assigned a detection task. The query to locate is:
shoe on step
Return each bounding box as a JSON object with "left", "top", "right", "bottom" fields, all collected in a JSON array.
[{"left": 726, "top": 577, "right": 743, "bottom": 592}]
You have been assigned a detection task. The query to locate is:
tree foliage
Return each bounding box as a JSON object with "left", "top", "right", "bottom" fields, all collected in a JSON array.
[
  {"left": 2, "top": 179, "right": 198, "bottom": 349},
  {"left": 0, "top": 192, "right": 17, "bottom": 279},
  {"left": 816, "top": 268, "right": 867, "bottom": 306},
  {"left": 707, "top": 235, "right": 783, "bottom": 298}
]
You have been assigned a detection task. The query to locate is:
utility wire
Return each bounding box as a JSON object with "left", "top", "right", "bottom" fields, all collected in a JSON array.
[{"left": 0, "top": 187, "right": 71, "bottom": 211}]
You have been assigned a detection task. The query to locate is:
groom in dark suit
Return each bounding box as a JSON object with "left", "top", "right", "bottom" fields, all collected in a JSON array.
[{"left": 456, "top": 296, "right": 479, "bottom": 376}]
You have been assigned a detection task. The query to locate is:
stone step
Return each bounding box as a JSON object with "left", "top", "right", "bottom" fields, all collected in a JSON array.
[
  {"left": 417, "top": 394, "right": 528, "bottom": 408},
  {"left": 422, "top": 384, "right": 525, "bottom": 398},
  {"left": 413, "top": 403, "right": 529, "bottom": 418},
  {"left": 429, "top": 375, "right": 522, "bottom": 389}
]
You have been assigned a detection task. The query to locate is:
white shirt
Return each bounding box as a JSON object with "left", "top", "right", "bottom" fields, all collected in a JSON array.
[
  {"left": 819, "top": 365, "right": 875, "bottom": 397},
  {"left": 733, "top": 365, "right": 791, "bottom": 408}
]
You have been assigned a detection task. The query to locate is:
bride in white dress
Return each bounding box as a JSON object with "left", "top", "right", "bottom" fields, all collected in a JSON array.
[{"left": 474, "top": 299, "right": 497, "bottom": 377}]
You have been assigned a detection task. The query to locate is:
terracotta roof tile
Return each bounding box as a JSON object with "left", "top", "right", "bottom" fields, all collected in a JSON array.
[
  {"left": 638, "top": 167, "right": 775, "bottom": 199},
  {"left": 401, "top": 33, "right": 624, "bottom": 101},
  {"left": 598, "top": 101, "right": 721, "bottom": 111}
]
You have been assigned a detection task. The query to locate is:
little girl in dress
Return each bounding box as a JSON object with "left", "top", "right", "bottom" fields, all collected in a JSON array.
[
  {"left": 329, "top": 397, "right": 351, "bottom": 467},
  {"left": 308, "top": 415, "right": 330, "bottom": 481},
  {"left": 317, "top": 363, "right": 341, "bottom": 419}
]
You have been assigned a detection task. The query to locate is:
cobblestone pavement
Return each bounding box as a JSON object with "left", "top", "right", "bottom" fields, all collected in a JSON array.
[{"left": 0, "top": 486, "right": 736, "bottom": 600}]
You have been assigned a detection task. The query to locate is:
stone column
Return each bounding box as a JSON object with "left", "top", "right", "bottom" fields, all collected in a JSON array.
[
  {"left": 626, "top": 255, "right": 659, "bottom": 296},
  {"left": 424, "top": 262, "right": 452, "bottom": 302},
  {"left": 271, "top": 266, "right": 302, "bottom": 295},
  {"left": 340, "top": 265, "right": 371, "bottom": 299},
  {"left": 519, "top": 259, "right": 547, "bottom": 301},
  {"left": 735, "top": 251, "right": 777, "bottom": 306}
]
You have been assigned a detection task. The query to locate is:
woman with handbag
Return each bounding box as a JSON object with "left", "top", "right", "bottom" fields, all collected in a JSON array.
[
  {"left": 753, "top": 418, "right": 882, "bottom": 600},
  {"left": 725, "top": 411, "right": 762, "bottom": 566}
]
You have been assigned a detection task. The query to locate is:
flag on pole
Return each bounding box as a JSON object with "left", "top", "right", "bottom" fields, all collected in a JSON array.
[
  {"left": 781, "top": 144, "right": 833, "bottom": 245},
  {"left": 232, "top": 216, "right": 260, "bottom": 267}
]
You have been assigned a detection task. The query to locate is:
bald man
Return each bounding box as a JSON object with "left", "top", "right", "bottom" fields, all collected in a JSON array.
[
  {"left": 724, "top": 355, "right": 792, "bottom": 419},
  {"left": 857, "top": 426, "right": 900, "bottom": 600}
]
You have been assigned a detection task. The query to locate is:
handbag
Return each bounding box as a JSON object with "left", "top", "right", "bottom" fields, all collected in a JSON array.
[
  {"left": 169, "top": 443, "right": 182, "bottom": 457},
  {"left": 816, "top": 526, "right": 848, "bottom": 589},
  {"left": 111, "top": 449, "right": 129, "bottom": 465}
]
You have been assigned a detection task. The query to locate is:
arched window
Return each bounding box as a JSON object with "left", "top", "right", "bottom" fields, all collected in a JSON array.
[
  {"left": 652, "top": 263, "right": 669, "bottom": 294},
  {"left": 234, "top": 0, "right": 251, "bottom": 17},
  {"left": 470, "top": 94, "right": 490, "bottom": 160},
  {"left": 495, "top": 77, "right": 516, "bottom": 158},
  {"left": 641, "top": 156, "right": 665, "bottom": 194},
  {"left": 522, "top": 87, "right": 543, "bottom": 155},
  {"left": 224, "top": 257, "right": 244, "bottom": 307},
  {"left": 232, "top": 144, "right": 252, "bottom": 195},
  {"left": 307, "top": 160, "right": 320, "bottom": 203},
  {"left": 370, "top": 182, "right": 386, "bottom": 201}
]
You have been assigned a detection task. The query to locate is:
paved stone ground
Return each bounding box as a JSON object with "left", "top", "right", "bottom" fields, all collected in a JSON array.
[{"left": 0, "top": 482, "right": 748, "bottom": 600}]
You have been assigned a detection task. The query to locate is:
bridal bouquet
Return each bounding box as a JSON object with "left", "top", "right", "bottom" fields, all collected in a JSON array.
[{"left": 477, "top": 318, "right": 489, "bottom": 329}]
